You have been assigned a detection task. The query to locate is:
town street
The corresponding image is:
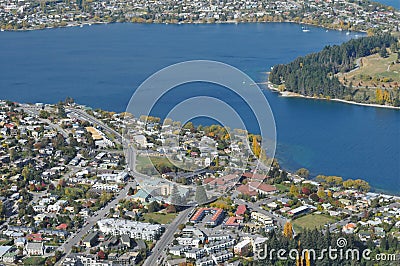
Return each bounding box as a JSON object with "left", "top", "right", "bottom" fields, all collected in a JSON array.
[
  {"left": 58, "top": 181, "right": 136, "bottom": 256},
  {"left": 143, "top": 207, "right": 194, "bottom": 266}
]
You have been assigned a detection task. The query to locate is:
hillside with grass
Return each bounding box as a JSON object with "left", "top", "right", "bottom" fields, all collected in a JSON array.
[
  {"left": 337, "top": 50, "right": 400, "bottom": 106},
  {"left": 269, "top": 34, "right": 400, "bottom": 107}
]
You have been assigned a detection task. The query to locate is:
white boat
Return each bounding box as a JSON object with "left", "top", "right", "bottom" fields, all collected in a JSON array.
[
  {"left": 346, "top": 31, "right": 350, "bottom": 35},
  {"left": 302, "top": 25, "right": 310, "bottom": 32},
  {"left": 0, "top": 29, "right": 4, "bottom": 32},
  {"left": 80, "top": 25, "right": 83, "bottom": 28}
]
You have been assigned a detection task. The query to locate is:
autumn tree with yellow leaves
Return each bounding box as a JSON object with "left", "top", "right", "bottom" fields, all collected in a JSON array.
[
  {"left": 252, "top": 135, "right": 261, "bottom": 158},
  {"left": 290, "top": 184, "right": 299, "bottom": 196},
  {"left": 376, "top": 88, "right": 391, "bottom": 105},
  {"left": 296, "top": 240, "right": 303, "bottom": 266},
  {"left": 317, "top": 187, "right": 326, "bottom": 199},
  {"left": 305, "top": 250, "right": 311, "bottom": 266},
  {"left": 283, "top": 221, "right": 293, "bottom": 239}
]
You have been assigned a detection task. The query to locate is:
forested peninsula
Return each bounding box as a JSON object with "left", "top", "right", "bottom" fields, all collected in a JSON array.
[{"left": 268, "top": 34, "right": 400, "bottom": 107}]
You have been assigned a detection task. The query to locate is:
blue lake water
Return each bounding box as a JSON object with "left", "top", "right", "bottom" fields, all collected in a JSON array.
[
  {"left": 0, "top": 23, "right": 399, "bottom": 193},
  {"left": 375, "top": 0, "right": 400, "bottom": 9}
]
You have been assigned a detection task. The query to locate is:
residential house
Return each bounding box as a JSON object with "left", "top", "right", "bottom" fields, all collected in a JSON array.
[
  {"left": 251, "top": 212, "right": 274, "bottom": 226},
  {"left": 211, "top": 250, "right": 233, "bottom": 264},
  {"left": 83, "top": 231, "right": 99, "bottom": 248},
  {"left": 184, "top": 248, "right": 206, "bottom": 259},
  {"left": 234, "top": 239, "right": 252, "bottom": 256},
  {"left": 25, "top": 242, "right": 44, "bottom": 256}
]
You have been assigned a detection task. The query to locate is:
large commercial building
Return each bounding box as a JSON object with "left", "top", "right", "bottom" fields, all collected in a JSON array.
[
  {"left": 97, "top": 219, "right": 163, "bottom": 241},
  {"left": 251, "top": 212, "right": 274, "bottom": 226},
  {"left": 190, "top": 207, "right": 225, "bottom": 227}
]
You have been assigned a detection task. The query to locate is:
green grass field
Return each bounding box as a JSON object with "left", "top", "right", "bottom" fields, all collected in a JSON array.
[
  {"left": 293, "top": 214, "right": 336, "bottom": 232},
  {"left": 136, "top": 155, "right": 178, "bottom": 170},
  {"left": 337, "top": 51, "right": 400, "bottom": 104},
  {"left": 135, "top": 156, "right": 163, "bottom": 175},
  {"left": 24, "top": 256, "right": 47, "bottom": 266},
  {"left": 339, "top": 52, "right": 400, "bottom": 88},
  {"left": 136, "top": 155, "right": 192, "bottom": 175},
  {"left": 275, "top": 183, "right": 290, "bottom": 193},
  {"left": 142, "top": 212, "right": 177, "bottom": 224},
  {"left": 136, "top": 155, "right": 153, "bottom": 168}
]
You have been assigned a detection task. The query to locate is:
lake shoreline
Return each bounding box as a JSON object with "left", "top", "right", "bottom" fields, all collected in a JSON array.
[
  {"left": 2, "top": 22, "right": 397, "bottom": 194},
  {"left": 1, "top": 20, "right": 366, "bottom": 34},
  {"left": 266, "top": 82, "right": 400, "bottom": 110}
]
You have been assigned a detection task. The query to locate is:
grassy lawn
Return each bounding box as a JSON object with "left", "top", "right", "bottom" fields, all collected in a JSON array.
[
  {"left": 136, "top": 155, "right": 153, "bottom": 168},
  {"left": 336, "top": 52, "right": 400, "bottom": 104},
  {"left": 137, "top": 155, "right": 175, "bottom": 166},
  {"left": 150, "top": 156, "right": 177, "bottom": 166},
  {"left": 275, "top": 183, "right": 290, "bottom": 193},
  {"left": 135, "top": 155, "right": 158, "bottom": 175},
  {"left": 136, "top": 155, "right": 175, "bottom": 169},
  {"left": 24, "top": 256, "right": 47, "bottom": 266},
  {"left": 142, "top": 212, "right": 177, "bottom": 224},
  {"left": 136, "top": 155, "right": 191, "bottom": 175},
  {"left": 339, "top": 52, "right": 400, "bottom": 89},
  {"left": 293, "top": 214, "right": 337, "bottom": 232}
]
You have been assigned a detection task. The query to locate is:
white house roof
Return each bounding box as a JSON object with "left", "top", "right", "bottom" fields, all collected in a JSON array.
[{"left": 0, "top": 246, "right": 12, "bottom": 257}]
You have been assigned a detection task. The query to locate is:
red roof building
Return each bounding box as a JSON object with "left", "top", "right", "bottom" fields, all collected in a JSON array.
[
  {"left": 211, "top": 208, "right": 223, "bottom": 222},
  {"left": 242, "top": 172, "right": 269, "bottom": 182},
  {"left": 190, "top": 208, "right": 207, "bottom": 222},
  {"left": 26, "top": 233, "right": 43, "bottom": 242},
  {"left": 205, "top": 174, "right": 240, "bottom": 193},
  {"left": 225, "top": 216, "right": 244, "bottom": 227},
  {"left": 249, "top": 182, "right": 277, "bottom": 195},
  {"left": 56, "top": 223, "right": 68, "bottom": 230},
  {"left": 4, "top": 123, "right": 15, "bottom": 129},
  {"left": 235, "top": 205, "right": 247, "bottom": 216},
  {"left": 190, "top": 207, "right": 225, "bottom": 227},
  {"left": 203, "top": 177, "right": 215, "bottom": 184},
  {"left": 236, "top": 184, "right": 258, "bottom": 197},
  {"left": 208, "top": 174, "right": 238, "bottom": 186}
]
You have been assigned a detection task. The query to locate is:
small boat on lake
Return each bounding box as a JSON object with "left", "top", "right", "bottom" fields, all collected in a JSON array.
[{"left": 302, "top": 26, "right": 310, "bottom": 32}]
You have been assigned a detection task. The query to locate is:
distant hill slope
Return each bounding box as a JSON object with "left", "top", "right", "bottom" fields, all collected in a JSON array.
[{"left": 269, "top": 34, "right": 400, "bottom": 107}]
